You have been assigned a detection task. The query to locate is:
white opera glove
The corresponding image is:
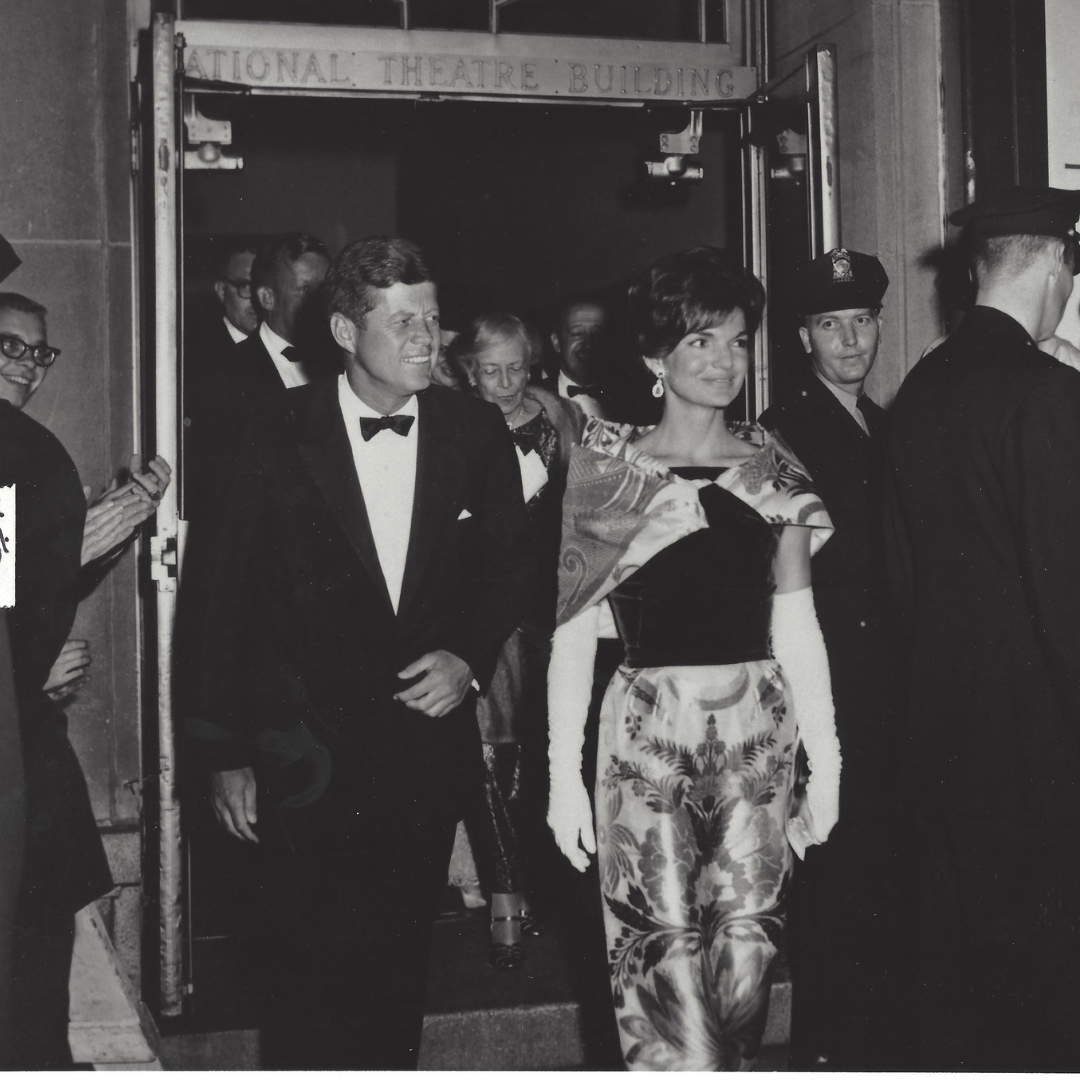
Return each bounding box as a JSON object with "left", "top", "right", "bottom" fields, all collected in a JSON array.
[
  {"left": 547, "top": 603, "right": 600, "bottom": 872},
  {"left": 771, "top": 587, "right": 842, "bottom": 852}
]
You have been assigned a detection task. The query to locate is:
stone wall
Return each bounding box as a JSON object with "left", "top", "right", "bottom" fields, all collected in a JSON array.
[
  {"left": 769, "top": 0, "right": 956, "bottom": 402},
  {"left": 0, "top": 0, "right": 144, "bottom": 986}
]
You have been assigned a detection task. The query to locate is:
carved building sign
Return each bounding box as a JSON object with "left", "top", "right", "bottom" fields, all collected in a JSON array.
[{"left": 179, "top": 25, "right": 757, "bottom": 102}]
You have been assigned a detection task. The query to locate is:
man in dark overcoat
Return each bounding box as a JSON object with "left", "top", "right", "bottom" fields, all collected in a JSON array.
[
  {"left": 886, "top": 186, "right": 1080, "bottom": 1070},
  {"left": 0, "top": 292, "right": 114, "bottom": 1067},
  {"left": 183, "top": 237, "right": 534, "bottom": 1069},
  {"left": 759, "top": 249, "right": 906, "bottom": 1069}
]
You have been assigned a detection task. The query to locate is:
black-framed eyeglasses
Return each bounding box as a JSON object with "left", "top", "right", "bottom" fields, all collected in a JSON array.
[
  {"left": 223, "top": 278, "right": 253, "bottom": 299},
  {"left": 0, "top": 332, "right": 61, "bottom": 368}
]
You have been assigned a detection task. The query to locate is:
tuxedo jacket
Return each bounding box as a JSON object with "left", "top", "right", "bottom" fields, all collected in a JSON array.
[
  {"left": 0, "top": 402, "right": 111, "bottom": 921},
  {"left": 182, "top": 380, "right": 535, "bottom": 825}
]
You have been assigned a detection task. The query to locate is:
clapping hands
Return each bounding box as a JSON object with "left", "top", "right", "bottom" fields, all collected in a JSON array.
[{"left": 81, "top": 454, "right": 172, "bottom": 566}]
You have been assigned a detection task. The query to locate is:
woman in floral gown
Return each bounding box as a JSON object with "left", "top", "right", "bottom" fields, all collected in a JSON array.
[{"left": 547, "top": 248, "right": 841, "bottom": 1069}]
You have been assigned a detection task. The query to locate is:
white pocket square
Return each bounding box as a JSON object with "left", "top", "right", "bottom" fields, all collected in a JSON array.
[{"left": 457, "top": 508, "right": 473, "bottom": 521}]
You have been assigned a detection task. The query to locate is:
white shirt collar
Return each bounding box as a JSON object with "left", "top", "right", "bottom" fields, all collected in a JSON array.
[
  {"left": 337, "top": 374, "right": 420, "bottom": 423},
  {"left": 223, "top": 316, "right": 249, "bottom": 344},
  {"left": 814, "top": 369, "right": 869, "bottom": 434},
  {"left": 259, "top": 320, "right": 292, "bottom": 360}
]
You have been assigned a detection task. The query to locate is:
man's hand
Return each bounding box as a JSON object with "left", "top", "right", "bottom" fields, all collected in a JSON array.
[
  {"left": 81, "top": 487, "right": 156, "bottom": 565},
  {"left": 127, "top": 453, "right": 172, "bottom": 502},
  {"left": 210, "top": 767, "right": 258, "bottom": 843},
  {"left": 43, "top": 639, "right": 91, "bottom": 701},
  {"left": 395, "top": 650, "right": 473, "bottom": 717}
]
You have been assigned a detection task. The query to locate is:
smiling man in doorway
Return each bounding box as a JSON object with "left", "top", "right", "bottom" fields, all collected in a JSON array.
[
  {"left": 184, "top": 236, "right": 534, "bottom": 1069},
  {"left": 759, "top": 249, "right": 907, "bottom": 1070}
]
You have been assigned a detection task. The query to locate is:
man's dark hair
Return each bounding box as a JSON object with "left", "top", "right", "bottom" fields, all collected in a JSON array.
[
  {"left": 251, "top": 232, "right": 329, "bottom": 294},
  {"left": 626, "top": 247, "right": 765, "bottom": 360},
  {"left": 324, "top": 236, "right": 434, "bottom": 327},
  {"left": 551, "top": 290, "right": 606, "bottom": 334},
  {"left": 0, "top": 292, "right": 47, "bottom": 320},
  {"left": 214, "top": 236, "right": 260, "bottom": 281}
]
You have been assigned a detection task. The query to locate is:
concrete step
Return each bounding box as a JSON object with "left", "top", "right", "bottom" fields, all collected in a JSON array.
[
  {"left": 68, "top": 906, "right": 162, "bottom": 1070},
  {"left": 154, "top": 909, "right": 792, "bottom": 1070},
  {"left": 419, "top": 909, "right": 791, "bottom": 1070}
]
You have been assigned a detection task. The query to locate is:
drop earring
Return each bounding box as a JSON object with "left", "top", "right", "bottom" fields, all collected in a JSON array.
[{"left": 651, "top": 370, "right": 665, "bottom": 399}]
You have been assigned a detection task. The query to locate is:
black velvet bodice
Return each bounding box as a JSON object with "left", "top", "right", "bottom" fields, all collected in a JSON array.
[{"left": 607, "top": 468, "right": 778, "bottom": 668}]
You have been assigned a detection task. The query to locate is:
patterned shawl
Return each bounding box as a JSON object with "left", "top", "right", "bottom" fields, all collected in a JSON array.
[{"left": 555, "top": 419, "right": 833, "bottom": 627}]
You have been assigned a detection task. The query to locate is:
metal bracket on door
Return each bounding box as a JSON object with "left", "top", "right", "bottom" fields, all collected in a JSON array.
[
  {"left": 645, "top": 110, "right": 704, "bottom": 182},
  {"left": 183, "top": 96, "right": 242, "bottom": 170},
  {"left": 150, "top": 533, "right": 179, "bottom": 591}
]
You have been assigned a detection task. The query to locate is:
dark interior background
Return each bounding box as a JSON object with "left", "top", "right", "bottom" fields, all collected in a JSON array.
[{"left": 184, "top": 97, "right": 743, "bottom": 328}]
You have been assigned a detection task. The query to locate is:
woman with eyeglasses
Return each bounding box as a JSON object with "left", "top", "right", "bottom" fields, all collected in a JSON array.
[{"left": 546, "top": 248, "right": 841, "bottom": 1070}]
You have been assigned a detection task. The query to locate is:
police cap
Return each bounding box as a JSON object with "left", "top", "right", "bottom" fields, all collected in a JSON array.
[
  {"left": 791, "top": 248, "right": 889, "bottom": 317},
  {"left": 949, "top": 186, "right": 1080, "bottom": 241}
]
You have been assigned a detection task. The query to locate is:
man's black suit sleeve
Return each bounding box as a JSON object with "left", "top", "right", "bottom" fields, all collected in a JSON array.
[{"left": 443, "top": 408, "right": 536, "bottom": 690}]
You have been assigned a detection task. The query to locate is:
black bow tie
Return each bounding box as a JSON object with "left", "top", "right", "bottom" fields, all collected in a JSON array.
[
  {"left": 566, "top": 383, "right": 601, "bottom": 398},
  {"left": 360, "top": 414, "right": 415, "bottom": 441},
  {"left": 281, "top": 345, "right": 304, "bottom": 364},
  {"left": 509, "top": 427, "right": 541, "bottom": 457}
]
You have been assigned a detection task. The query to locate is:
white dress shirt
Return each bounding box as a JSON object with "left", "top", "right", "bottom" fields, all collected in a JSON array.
[
  {"left": 260, "top": 321, "right": 310, "bottom": 389},
  {"left": 558, "top": 369, "right": 601, "bottom": 420},
  {"left": 223, "top": 316, "right": 249, "bottom": 344},
  {"left": 814, "top": 370, "right": 870, "bottom": 436},
  {"left": 338, "top": 375, "right": 419, "bottom": 614}
]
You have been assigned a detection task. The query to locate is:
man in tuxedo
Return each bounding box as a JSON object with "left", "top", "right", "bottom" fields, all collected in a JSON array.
[
  {"left": 185, "top": 236, "right": 534, "bottom": 1068},
  {"left": 238, "top": 231, "right": 332, "bottom": 399},
  {"left": 542, "top": 291, "right": 658, "bottom": 425},
  {"left": 546, "top": 293, "right": 609, "bottom": 419},
  {"left": 759, "top": 249, "right": 907, "bottom": 1069}
]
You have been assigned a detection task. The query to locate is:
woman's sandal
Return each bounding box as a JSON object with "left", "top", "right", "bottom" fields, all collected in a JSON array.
[
  {"left": 518, "top": 908, "right": 545, "bottom": 938},
  {"left": 489, "top": 915, "right": 525, "bottom": 970}
]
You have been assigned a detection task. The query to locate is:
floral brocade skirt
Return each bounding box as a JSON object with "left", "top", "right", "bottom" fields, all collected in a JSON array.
[{"left": 596, "top": 660, "right": 798, "bottom": 1070}]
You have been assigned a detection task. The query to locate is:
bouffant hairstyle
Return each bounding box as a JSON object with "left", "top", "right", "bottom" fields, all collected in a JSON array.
[
  {"left": 447, "top": 312, "right": 543, "bottom": 380},
  {"left": 626, "top": 247, "right": 766, "bottom": 360},
  {"left": 324, "top": 236, "right": 433, "bottom": 327}
]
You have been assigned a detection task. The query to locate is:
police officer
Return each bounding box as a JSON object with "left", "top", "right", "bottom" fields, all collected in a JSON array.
[
  {"left": 887, "top": 186, "right": 1080, "bottom": 1070},
  {"left": 760, "top": 249, "right": 907, "bottom": 1070}
]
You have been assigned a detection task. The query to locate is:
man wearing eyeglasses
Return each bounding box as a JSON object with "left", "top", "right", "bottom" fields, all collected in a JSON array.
[{"left": 0, "top": 290, "right": 169, "bottom": 1066}]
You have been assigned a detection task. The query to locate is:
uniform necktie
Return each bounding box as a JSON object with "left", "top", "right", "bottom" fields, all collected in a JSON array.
[
  {"left": 281, "top": 345, "right": 304, "bottom": 364},
  {"left": 855, "top": 395, "right": 872, "bottom": 437},
  {"left": 360, "top": 414, "right": 415, "bottom": 441}
]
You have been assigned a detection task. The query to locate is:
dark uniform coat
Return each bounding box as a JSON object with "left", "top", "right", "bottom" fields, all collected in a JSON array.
[
  {"left": 885, "top": 305, "right": 1080, "bottom": 1069},
  {"left": 760, "top": 370, "right": 906, "bottom": 1069}
]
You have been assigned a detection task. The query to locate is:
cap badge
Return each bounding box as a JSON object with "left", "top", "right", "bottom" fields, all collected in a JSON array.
[{"left": 830, "top": 248, "right": 853, "bottom": 282}]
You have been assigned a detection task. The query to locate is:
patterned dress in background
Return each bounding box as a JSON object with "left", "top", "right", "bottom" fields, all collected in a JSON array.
[{"left": 557, "top": 420, "right": 831, "bottom": 1069}]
